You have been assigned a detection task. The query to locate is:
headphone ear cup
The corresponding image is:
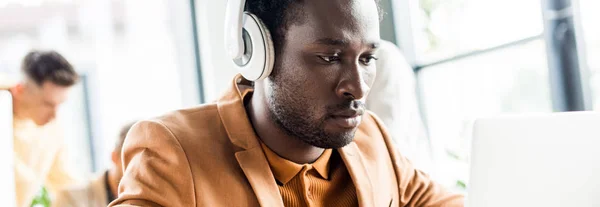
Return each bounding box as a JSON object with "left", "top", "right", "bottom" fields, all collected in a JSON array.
[
  {"left": 253, "top": 15, "right": 275, "bottom": 80},
  {"left": 234, "top": 13, "right": 275, "bottom": 81}
]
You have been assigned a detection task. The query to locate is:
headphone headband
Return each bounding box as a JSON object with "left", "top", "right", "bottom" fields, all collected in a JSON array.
[
  {"left": 224, "top": 0, "right": 275, "bottom": 81},
  {"left": 225, "top": 0, "right": 246, "bottom": 60}
]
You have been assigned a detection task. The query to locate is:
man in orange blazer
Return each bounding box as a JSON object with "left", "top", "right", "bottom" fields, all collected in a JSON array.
[{"left": 110, "top": 0, "right": 464, "bottom": 206}]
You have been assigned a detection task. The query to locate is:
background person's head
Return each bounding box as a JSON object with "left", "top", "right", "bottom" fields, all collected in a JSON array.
[
  {"left": 247, "top": 0, "right": 382, "bottom": 149},
  {"left": 111, "top": 121, "right": 136, "bottom": 177},
  {"left": 10, "top": 50, "right": 78, "bottom": 126}
]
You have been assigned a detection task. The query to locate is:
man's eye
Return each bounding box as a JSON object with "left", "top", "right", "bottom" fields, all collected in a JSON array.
[
  {"left": 318, "top": 55, "right": 341, "bottom": 63},
  {"left": 360, "top": 56, "right": 378, "bottom": 65}
]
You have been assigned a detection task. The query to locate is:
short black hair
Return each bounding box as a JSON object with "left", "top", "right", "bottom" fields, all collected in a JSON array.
[
  {"left": 115, "top": 121, "right": 137, "bottom": 153},
  {"left": 245, "top": 0, "right": 303, "bottom": 51},
  {"left": 21, "top": 50, "right": 78, "bottom": 87},
  {"left": 245, "top": 0, "right": 382, "bottom": 52}
]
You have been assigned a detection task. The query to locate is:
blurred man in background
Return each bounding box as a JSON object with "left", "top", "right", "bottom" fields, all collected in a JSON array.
[
  {"left": 0, "top": 50, "right": 80, "bottom": 207},
  {"left": 53, "top": 122, "right": 136, "bottom": 207}
]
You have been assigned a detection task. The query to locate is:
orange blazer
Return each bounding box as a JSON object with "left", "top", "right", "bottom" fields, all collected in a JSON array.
[{"left": 110, "top": 75, "right": 464, "bottom": 207}]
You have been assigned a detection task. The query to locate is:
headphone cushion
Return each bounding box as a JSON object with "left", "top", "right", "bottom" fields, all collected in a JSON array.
[
  {"left": 253, "top": 14, "right": 275, "bottom": 77},
  {"left": 237, "top": 13, "right": 275, "bottom": 81}
]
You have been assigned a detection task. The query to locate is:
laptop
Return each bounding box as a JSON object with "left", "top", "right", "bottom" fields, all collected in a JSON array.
[
  {"left": 468, "top": 112, "right": 600, "bottom": 207},
  {"left": 0, "top": 90, "right": 16, "bottom": 207}
]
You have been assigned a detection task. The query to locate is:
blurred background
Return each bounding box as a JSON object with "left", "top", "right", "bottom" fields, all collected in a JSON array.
[{"left": 1, "top": 0, "right": 598, "bottom": 192}]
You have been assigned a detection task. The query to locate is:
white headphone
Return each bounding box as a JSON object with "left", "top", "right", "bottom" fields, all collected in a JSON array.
[{"left": 225, "top": 0, "right": 275, "bottom": 81}]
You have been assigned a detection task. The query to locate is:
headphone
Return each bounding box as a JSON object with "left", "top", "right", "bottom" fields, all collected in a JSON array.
[{"left": 225, "top": 0, "right": 275, "bottom": 81}]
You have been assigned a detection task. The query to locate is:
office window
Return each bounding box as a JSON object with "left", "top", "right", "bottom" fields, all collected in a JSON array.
[
  {"left": 57, "top": 75, "right": 93, "bottom": 175},
  {"left": 414, "top": 0, "right": 543, "bottom": 63},
  {"left": 391, "top": 0, "right": 554, "bottom": 191},
  {"left": 578, "top": 0, "right": 600, "bottom": 110},
  {"left": 418, "top": 40, "right": 552, "bottom": 189}
]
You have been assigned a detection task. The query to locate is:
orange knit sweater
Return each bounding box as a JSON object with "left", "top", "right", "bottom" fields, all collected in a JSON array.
[{"left": 261, "top": 143, "right": 358, "bottom": 207}]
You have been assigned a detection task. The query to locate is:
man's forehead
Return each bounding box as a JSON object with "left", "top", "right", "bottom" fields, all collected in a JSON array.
[
  {"left": 313, "top": 37, "right": 381, "bottom": 49},
  {"left": 299, "top": 0, "right": 380, "bottom": 40},
  {"left": 301, "top": 0, "right": 379, "bottom": 21}
]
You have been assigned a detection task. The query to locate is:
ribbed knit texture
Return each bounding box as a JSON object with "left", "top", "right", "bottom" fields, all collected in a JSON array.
[
  {"left": 279, "top": 153, "right": 358, "bottom": 207},
  {"left": 273, "top": 151, "right": 357, "bottom": 207}
]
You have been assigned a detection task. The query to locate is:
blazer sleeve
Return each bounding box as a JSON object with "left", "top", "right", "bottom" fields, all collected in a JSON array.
[
  {"left": 372, "top": 113, "right": 465, "bottom": 207},
  {"left": 109, "top": 120, "right": 195, "bottom": 207}
]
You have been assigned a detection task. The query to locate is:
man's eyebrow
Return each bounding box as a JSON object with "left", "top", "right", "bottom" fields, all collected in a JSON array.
[
  {"left": 371, "top": 42, "right": 380, "bottom": 49},
  {"left": 314, "top": 38, "right": 350, "bottom": 46},
  {"left": 313, "top": 38, "right": 381, "bottom": 49}
]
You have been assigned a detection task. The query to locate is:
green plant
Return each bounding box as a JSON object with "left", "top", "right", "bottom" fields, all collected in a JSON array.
[
  {"left": 30, "top": 187, "right": 51, "bottom": 207},
  {"left": 446, "top": 148, "right": 468, "bottom": 191}
]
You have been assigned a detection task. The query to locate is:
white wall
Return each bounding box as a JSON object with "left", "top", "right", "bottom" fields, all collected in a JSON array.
[
  {"left": 195, "top": 0, "right": 238, "bottom": 102},
  {"left": 85, "top": 0, "right": 199, "bottom": 171}
]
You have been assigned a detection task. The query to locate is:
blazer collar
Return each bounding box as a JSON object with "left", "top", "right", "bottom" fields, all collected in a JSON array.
[
  {"left": 338, "top": 130, "right": 376, "bottom": 207},
  {"left": 217, "top": 74, "right": 375, "bottom": 206},
  {"left": 217, "top": 75, "right": 285, "bottom": 206}
]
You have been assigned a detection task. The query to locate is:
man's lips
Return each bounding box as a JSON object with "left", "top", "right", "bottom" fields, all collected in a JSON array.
[
  {"left": 329, "top": 109, "right": 364, "bottom": 129},
  {"left": 331, "top": 109, "right": 364, "bottom": 118}
]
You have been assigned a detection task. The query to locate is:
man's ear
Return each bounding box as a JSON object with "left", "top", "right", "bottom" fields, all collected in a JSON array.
[
  {"left": 9, "top": 83, "right": 25, "bottom": 97},
  {"left": 111, "top": 150, "right": 119, "bottom": 166}
]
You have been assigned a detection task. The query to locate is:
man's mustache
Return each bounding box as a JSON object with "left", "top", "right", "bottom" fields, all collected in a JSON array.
[{"left": 327, "top": 100, "right": 366, "bottom": 116}]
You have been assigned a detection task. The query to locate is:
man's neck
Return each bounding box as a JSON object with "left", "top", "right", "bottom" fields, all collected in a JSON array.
[{"left": 246, "top": 90, "right": 324, "bottom": 164}]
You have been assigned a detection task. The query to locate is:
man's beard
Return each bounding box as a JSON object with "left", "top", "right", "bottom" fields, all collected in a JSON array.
[{"left": 266, "top": 78, "right": 363, "bottom": 149}]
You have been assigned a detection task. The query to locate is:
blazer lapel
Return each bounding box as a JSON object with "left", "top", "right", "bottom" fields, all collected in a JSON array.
[
  {"left": 236, "top": 148, "right": 285, "bottom": 207},
  {"left": 218, "top": 75, "right": 284, "bottom": 206},
  {"left": 339, "top": 141, "right": 375, "bottom": 207}
]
